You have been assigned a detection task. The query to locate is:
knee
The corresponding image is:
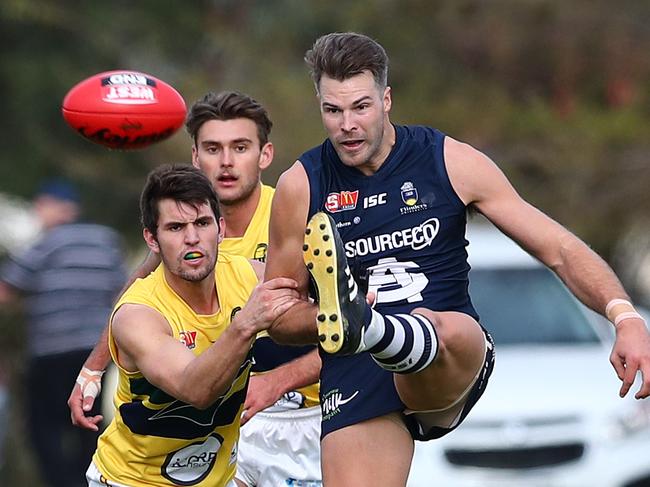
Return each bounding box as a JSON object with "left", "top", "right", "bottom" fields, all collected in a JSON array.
[{"left": 412, "top": 309, "right": 482, "bottom": 358}]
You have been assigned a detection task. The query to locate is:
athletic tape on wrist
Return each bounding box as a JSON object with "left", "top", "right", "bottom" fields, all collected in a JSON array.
[
  {"left": 614, "top": 311, "right": 646, "bottom": 328},
  {"left": 76, "top": 367, "right": 105, "bottom": 399},
  {"left": 605, "top": 298, "right": 633, "bottom": 317}
]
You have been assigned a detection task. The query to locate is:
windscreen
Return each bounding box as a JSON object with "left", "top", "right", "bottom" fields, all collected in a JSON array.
[{"left": 469, "top": 268, "right": 601, "bottom": 345}]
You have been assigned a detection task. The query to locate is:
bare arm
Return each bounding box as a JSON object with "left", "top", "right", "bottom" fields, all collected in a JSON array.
[
  {"left": 446, "top": 138, "right": 624, "bottom": 311},
  {"left": 113, "top": 305, "right": 255, "bottom": 408},
  {"left": 445, "top": 136, "right": 650, "bottom": 398},
  {"left": 241, "top": 348, "right": 321, "bottom": 424},
  {"left": 68, "top": 250, "right": 161, "bottom": 429},
  {"left": 265, "top": 162, "right": 319, "bottom": 345},
  {"left": 113, "top": 277, "right": 299, "bottom": 409}
]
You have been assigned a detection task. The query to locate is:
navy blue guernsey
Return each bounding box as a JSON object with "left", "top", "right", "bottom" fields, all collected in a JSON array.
[
  {"left": 300, "top": 124, "right": 479, "bottom": 321},
  {"left": 300, "top": 125, "right": 481, "bottom": 436}
]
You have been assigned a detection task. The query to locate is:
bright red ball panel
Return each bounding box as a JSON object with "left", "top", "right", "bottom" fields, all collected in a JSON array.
[{"left": 62, "top": 70, "right": 186, "bottom": 150}]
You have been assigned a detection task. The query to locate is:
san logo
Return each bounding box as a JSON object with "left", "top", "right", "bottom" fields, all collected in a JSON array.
[
  {"left": 325, "top": 190, "right": 359, "bottom": 213},
  {"left": 179, "top": 330, "right": 197, "bottom": 349}
]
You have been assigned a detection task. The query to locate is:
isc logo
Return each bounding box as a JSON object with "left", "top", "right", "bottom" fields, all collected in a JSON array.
[{"left": 363, "top": 193, "right": 387, "bottom": 208}]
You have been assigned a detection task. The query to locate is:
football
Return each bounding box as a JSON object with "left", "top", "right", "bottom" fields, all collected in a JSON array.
[{"left": 62, "top": 70, "right": 187, "bottom": 150}]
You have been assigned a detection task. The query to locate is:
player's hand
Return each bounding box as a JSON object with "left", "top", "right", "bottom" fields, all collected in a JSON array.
[
  {"left": 240, "top": 373, "right": 283, "bottom": 426},
  {"left": 68, "top": 367, "right": 105, "bottom": 431},
  {"left": 610, "top": 318, "right": 650, "bottom": 399},
  {"left": 235, "top": 278, "right": 300, "bottom": 337}
]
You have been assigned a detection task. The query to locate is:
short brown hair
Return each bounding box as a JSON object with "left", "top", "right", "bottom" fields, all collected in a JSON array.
[
  {"left": 185, "top": 91, "right": 273, "bottom": 147},
  {"left": 140, "top": 164, "right": 220, "bottom": 237},
  {"left": 304, "top": 32, "right": 389, "bottom": 92}
]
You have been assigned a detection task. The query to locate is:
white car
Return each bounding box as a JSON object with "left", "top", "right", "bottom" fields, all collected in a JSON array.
[{"left": 407, "top": 223, "right": 650, "bottom": 487}]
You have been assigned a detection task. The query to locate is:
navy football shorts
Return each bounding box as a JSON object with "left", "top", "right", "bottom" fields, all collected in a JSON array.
[{"left": 319, "top": 326, "right": 495, "bottom": 441}]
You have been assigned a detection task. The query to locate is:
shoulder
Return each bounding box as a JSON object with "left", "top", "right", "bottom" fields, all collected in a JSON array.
[
  {"left": 443, "top": 135, "right": 514, "bottom": 206},
  {"left": 276, "top": 162, "right": 309, "bottom": 198},
  {"left": 298, "top": 139, "right": 328, "bottom": 164},
  {"left": 443, "top": 136, "right": 485, "bottom": 162},
  {"left": 393, "top": 124, "right": 445, "bottom": 150},
  {"left": 112, "top": 302, "right": 170, "bottom": 339},
  {"left": 119, "top": 268, "right": 161, "bottom": 305}
]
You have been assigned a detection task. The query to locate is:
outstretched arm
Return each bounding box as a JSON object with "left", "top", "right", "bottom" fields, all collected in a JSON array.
[
  {"left": 112, "top": 277, "right": 299, "bottom": 408},
  {"left": 445, "top": 136, "right": 650, "bottom": 399},
  {"left": 241, "top": 348, "right": 321, "bottom": 424},
  {"left": 68, "top": 250, "right": 161, "bottom": 430}
]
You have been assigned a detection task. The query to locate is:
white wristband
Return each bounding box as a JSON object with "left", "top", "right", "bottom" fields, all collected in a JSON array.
[
  {"left": 605, "top": 298, "right": 632, "bottom": 317},
  {"left": 614, "top": 311, "right": 646, "bottom": 328}
]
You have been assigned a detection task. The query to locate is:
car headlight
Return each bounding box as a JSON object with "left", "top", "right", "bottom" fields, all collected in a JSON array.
[{"left": 603, "top": 399, "right": 650, "bottom": 439}]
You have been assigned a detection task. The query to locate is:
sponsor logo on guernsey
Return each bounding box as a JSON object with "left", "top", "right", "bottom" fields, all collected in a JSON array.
[
  {"left": 253, "top": 243, "right": 268, "bottom": 262},
  {"left": 162, "top": 433, "right": 222, "bottom": 484},
  {"left": 401, "top": 182, "right": 418, "bottom": 206},
  {"left": 179, "top": 330, "right": 197, "bottom": 350},
  {"left": 285, "top": 479, "right": 322, "bottom": 486},
  {"left": 344, "top": 217, "right": 440, "bottom": 258},
  {"left": 325, "top": 190, "right": 359, "bottom": 213},
  {"left": 400, "top": 181, "right": 428, "bottom": 214},
  {"left": 321, "top": 388, "right": 359, "bottom": 421},
  {"left": 336, "top": 220, "right": 352, "bottom": 229},
  {"left": 229, "top": 442, "right": 237, "bottom": 466},
  {"left": 363, "top": 192, "right": 387, "bottom": 209}
]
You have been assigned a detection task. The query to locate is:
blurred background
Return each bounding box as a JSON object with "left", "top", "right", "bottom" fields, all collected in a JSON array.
[{"left": 1, "top": 0, "right": 650, "bottom": 484}]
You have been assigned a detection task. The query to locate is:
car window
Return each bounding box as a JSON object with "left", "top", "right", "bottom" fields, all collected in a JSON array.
[{"left": 469, "top": 268, "right": 601, "bottom": 345}]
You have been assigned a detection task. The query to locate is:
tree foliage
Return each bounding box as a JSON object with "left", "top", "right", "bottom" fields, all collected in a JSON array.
[
  {"left": 1, "top": 0, "right": 649, "bottom": 256},
  {"left": 2, "top": 1, "right": 650, "bottom": 483}
]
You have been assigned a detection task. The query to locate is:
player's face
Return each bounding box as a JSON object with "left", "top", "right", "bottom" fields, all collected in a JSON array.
[
  {"left": 192, "top": 118, "right": 273, "bottom": 206},
  {"left": 318, "top": 71, "right": 393, "bottom": 175},
  {"left": 146, "top": 198, "right": 223, "bottom": 283}
]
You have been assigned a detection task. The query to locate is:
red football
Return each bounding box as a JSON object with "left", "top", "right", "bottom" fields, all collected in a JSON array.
[{"left": 62, "top": 70, "right": 187, "bottom": 150}]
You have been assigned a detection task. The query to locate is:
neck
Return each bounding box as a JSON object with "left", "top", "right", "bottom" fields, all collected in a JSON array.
[
  {"left": 163, "top": 268, "right": 219, "bottom": 315},
  {"left": 220, "top": 183, "right": 262, "bottom": 238},
  {"left": 360, "top": 120, "right": 396, "bottom": 176},
  {"left": 376, "top": 119, "right": 396, "bottom": 165}
]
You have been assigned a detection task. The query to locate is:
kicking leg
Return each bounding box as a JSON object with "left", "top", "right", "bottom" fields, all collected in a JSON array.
[
  {"left": 393, "top": 309, "right": 487, "bottom": 411},
  {"left": 304, "top": 212, "right": 490, "bottom": 412}
]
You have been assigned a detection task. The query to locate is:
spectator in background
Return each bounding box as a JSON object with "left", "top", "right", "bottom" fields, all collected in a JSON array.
[{"left": 0, "top": 179, "right": 126, "bottom": 487}]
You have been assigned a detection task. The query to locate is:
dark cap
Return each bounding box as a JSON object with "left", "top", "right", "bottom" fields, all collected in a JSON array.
[{"left": 36, "top": 178, "right": 80, "bottom": 204}]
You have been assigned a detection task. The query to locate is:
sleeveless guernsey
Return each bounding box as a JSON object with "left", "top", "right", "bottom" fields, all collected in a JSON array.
[
  {"left": 299, "top": 124, "right": 479, "bottom": 435},
  {"left": 93, "top": 253, "right": 256, "bottom": 487}
]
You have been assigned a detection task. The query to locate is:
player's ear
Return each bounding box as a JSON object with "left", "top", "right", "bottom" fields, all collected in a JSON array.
[
  {"left": 191, "top": 145, "right": 200, "bottom": 169},
  {"left": 143, "top": 228, "right": 160, "bottom": 254},
  {"left": 217, "top": 217, "right": 225, "bottom": 243},
  {"left": 258, "top": 142, "right": 274, "bottom": 170},
  {"left": 383, "top": 86, "right": 392, "bottom": 113}
]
